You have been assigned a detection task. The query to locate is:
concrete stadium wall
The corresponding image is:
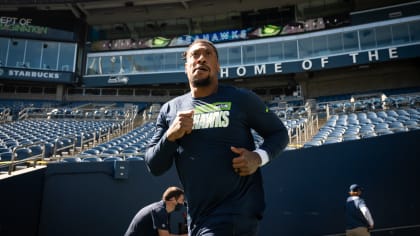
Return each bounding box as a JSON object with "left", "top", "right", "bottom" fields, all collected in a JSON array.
[{"left": 1, "top": 130, "right": 419, "bottom": 236}]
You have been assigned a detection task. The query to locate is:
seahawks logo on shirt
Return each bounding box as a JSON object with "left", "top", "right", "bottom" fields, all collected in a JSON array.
[{"left": 192, "top": 102, "right": 231, "bottom": 130}]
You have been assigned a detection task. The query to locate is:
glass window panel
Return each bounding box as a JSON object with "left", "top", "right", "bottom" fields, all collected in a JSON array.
[
  {"left": 120, "top": 55, "right": 135, "bottom": 73},
  {"left": 7, "top": 39, "right": 25, "bottom": 67},
  {"left": 41, "top": 42, "right": 59, "bottom": 70},
  {"left": 298, "top": 38, "right": 312, "bottom": 58},
  {"left": 218, "top": 47, "right": 228, "bottom": 66},
  {"left": 268, "top": 42, "right": 283, "bottom": 61},
  {"left": 86, "top": 57, "right": 100, "bottom": 75},
  {"left": 112, "top": 55, "right": 123, "bottom": 73},
  {"left": 0, "top": 37, "right": 9, "bottom": 66},
  {"left": 58, "top": 43, "right": 76, "bottom": 71},
  {"left": 409, "top": 21, "right": 420, "bottom": 42},
  {"left": 25, "top": 40, "right": 43, "bottom": 69},
  {"left": 164, "top": 52, "right": 177, "bottom": 71},
  {"left": 327, "top": 33, "right": 343, "bottom": 53},
  {"left": 392, "top": 23, "right": 410, "bottom": 44},
  {"left": 142, "top": 54, "right": 164, "bottom": 71},
  {"left": 133, "top": 55, "right": 145, "bottom": 72},
  {"left": 243, "top": 45, "right": 255, "bottom": 64},
  {"left": 343, "top": 31, "right": 358, "bottom": 51},
  {"left": 360, "top": 29, "right": 376, "bottom": 49},
  {"left": 312, "top": 35, "right": 328, "bottom": 56},
  {"left": 228, "top": 46, "right": 241, "bottom": 65},
  {"left": 283, "top": 40, "right": 297, "bottom": 59},
  {"left": 255, "top": 44, "right": 269, "bottom": 63},
  {"left": 375, "top": 26, "right": 392, "bottom": 47},
  {"left": 176, "top": 51, "right": 184, "bottom": 70},
  {"left": 100, "top": 56, "right": 116, "bottom": 74}
]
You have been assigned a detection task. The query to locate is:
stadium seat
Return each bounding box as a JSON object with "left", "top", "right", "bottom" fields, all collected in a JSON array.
[
  {"left": 126, "top": 156, "right": 144, "bottom": 161},
  {"left": 103, "top": 157, "right": 123, "bottom": 162},
  {"left": 15, "top": 147, "right": 33, "bottom": 160},
  {"left": 0, "top": 152, "right": 15, "bottom": 161},
  {"left": 82, "top": 157, "right": 103, "bottom": 162},
  {"left": 61, "top": 157, "right": 82, "bottom": 163}
]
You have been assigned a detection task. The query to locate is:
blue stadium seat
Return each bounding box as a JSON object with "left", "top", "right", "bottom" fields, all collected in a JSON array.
[
  {"left": 61, "top": 157, "right": 82, "bottom": 163},
  {"left": 126, "top": 156, "right": 144, "bottom": 161},
  {"left": 103, "top": 157, "right": 123, "bottom": 162},
  {"left": 82, "top": 157, "right": 103, "bottom": 162},
  {"left": 15, "top": 147, "right": 33, "bottom": 160}
]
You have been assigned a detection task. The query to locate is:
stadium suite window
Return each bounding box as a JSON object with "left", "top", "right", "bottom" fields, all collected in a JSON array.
[
  {"left": 391, "top": 23, "right": 410, "bottom": 45},
  {"left": 218, "top": 48, "right": 228, "bottom": 66},
  {"left": 409, "top": 21, "right": 420, "bottom": 42},
  {"left": 343, "top": 31, "right": 358, "bottom": 51},
  {"left": 228, "top": 46, "right": 241, "bottom": 65},
  {"left": 375, "top": 26, "right": 392, "bottom": 47},
  {"left": 26, "top": 40, "right": 42, "bottom": 69},
  {"left": 243, "top": 45, "right": 256, "bottom": 64},
  {"left": 100, "top": 56, "right": 119, "bottom": 74},
  {"left": 283, "top": 41, "right": 298, "bottom": 59},
  {"left": 298, "top": 38, "right": 312, "bottom": 58},
  {"left": 7, "top": 39, "right": 25, "bottom": 68},
  {"left": 327, "top": 33, "right": 343, "bottom": 53},
  {"left": 312, "top": 35, "right": 328, "bottom": 56},
  {"left": 255, "top": 44, "right": 269, "bottom": 63},
  {"left": 268, "top": 42, "right": 283, "bottom": 61},
  {"left": 164, "top": 52, "right": 177, "bottom": 71},
  {"left": 58, "top": 43, "right": 75, "bottom": 72},
  {"left": 42, "top": 42, "right": 59, "bottom": 70},
  {"left": 0, "top": 37, "right": 8, "bottom": 65},
  {"left": 360, "top": 29, "right": 376, "bottom": 50}
]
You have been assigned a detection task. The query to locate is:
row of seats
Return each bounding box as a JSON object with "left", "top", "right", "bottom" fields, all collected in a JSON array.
[
  {"left": 0, "top": 119, "right": 123, "bottom": 161},
  {"left": 68, "top": 122, "right": 156, "bottom": 162},
  {"left": 303, "top": 108, "right": 419, "bottom": 148}
]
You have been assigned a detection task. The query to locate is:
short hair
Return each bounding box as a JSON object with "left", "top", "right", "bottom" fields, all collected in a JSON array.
[
  {"left": 182, "top": 39, "right": 219, "bottom": 61},
  {"left": 162, "top": 186, "right": 184, "bottom": 201}
]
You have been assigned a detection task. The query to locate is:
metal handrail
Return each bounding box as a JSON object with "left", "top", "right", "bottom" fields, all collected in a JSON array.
[{"left": 1, "top": 141, "right": 46, "bottom": 175}]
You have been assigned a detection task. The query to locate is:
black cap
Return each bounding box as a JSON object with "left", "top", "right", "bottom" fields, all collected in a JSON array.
[{"left": 349, "top": 184, "right": 363, "bottom": 192}]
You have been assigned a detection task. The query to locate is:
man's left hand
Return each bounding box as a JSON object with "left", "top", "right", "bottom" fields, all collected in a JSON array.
[{"left": 231, "top": 146, "right": 262, "bottom": 176}]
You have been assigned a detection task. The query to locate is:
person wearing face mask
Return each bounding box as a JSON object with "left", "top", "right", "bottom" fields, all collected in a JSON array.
[
  {"left": 124, "top": 186, "right": 187, "bottom": 236},
  {"left": 145, "top": 39, "right": 289, "bottom": 236}
]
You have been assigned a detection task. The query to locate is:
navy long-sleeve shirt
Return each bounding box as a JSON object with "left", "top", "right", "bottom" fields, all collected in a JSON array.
[{"left": 145, "top": 84, "right": 289, "bottom": 228}]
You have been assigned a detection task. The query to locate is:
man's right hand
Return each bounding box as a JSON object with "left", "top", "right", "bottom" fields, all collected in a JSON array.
[{"left": 166, "top": 109, "right": 194, "bottom": 142}]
